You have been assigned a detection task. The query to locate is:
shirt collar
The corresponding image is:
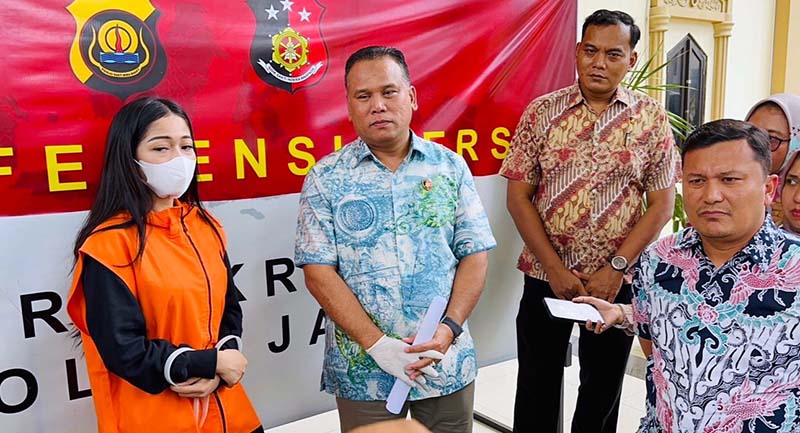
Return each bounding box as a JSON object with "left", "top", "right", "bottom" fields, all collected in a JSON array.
[
  {"left": 566, "top": 83, "right": 632, "bottom": 110},
  {"left": 565, "top": 84, "right": 584, "bottom": 109},
  {"left": 740, "top": 217, "right": 784, "bottom": 266},
  {"left": 351, "top": 130, "right": 429, "bottom": 168},
  {"left": 612, "top": 86, "right": 633, "bottom": 106},
  {"left": 675, "top": 216, "right": 784, "bottom": 267}
]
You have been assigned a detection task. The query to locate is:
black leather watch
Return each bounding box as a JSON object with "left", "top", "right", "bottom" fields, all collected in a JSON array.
[{"left": 440, "top": 316, "right": 463, "bottom": 343}]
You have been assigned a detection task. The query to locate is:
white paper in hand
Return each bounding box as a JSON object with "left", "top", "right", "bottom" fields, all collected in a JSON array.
[
  {"left": 385, "top": 296, "right": 448, "bottom": 414},
  {"left": 544, "top": 298, "right": 604, "bottom": 323}
]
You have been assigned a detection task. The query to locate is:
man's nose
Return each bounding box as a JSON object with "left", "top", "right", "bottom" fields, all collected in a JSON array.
[
  {"left": 592, "top": 54, "right": 607, "bottom": 69},
  {"left": 702, "top": 182, "right": 724, "bottom": 203},
  {"left": 370, "top": 97, "right": 387, "bottom": 113}
]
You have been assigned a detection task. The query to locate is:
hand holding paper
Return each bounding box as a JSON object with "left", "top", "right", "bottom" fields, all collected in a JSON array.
[
  {"left": 366, "top": 335, "right": 444, "bottom": 388},
  {"left": 384, "top": 296, "right": 448, "bottom": 414},
  {"left": 543, "top": 298, "right": 605, "bottom": 324},
  {"left": 403, "top": 325, "right": 454, "bottom": 381},
  {"left": 572, "top": 296, "right": 627, "bottom": 334}
]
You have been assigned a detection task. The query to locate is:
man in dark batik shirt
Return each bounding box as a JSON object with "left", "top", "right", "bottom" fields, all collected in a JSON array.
[{"left": 579, "top": 119, "right": 800, "bottom": 432}]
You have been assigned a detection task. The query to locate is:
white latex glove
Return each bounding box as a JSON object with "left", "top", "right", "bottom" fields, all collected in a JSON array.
[{"left": 366, "top": 335, "right": 444, "bottom": 388}]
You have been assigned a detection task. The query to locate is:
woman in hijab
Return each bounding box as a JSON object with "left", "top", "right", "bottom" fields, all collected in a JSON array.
[
  {"left": 780, "top": 150, "right": 800, "bottom": 235},
  {"left": 746, "top": 93, "right": 800, "bottom": 225}
]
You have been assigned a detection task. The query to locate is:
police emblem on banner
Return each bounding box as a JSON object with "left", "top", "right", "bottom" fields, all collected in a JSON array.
[
  {"left": 247, "top": 0, "right": 328, "bottom": 93},
  {"left": 67, "top": 0, "right": 167, "bottom": 99}
]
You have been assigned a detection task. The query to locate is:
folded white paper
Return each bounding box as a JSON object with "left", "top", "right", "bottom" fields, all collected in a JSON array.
[{"left": 544, "top": 298, "right": 604, "bottom": 323}]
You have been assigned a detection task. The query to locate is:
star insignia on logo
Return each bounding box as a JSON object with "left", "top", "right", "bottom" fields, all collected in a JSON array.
[
  {"left": 247, "top": 0, "right": 328, "bottom": 93},
  {"left": 265, "top": 4, "right": 279, "bottom": 19}
]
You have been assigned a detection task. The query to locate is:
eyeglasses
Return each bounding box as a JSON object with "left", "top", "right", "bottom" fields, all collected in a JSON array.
[{"left": 769, "top": 136, "right": 791, "bottom": 152}]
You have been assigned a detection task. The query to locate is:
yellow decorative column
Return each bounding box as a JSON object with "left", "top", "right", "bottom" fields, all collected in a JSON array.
[
  {"left": 648, "top": 7, "right": 671, "bottom": 104},
  {"left": 772, "top": 0, "right": 800, "bottom": 94},
  {"left": 711, "top": 21, "right": 734, "bottom": 120},
  {"left": 649, "top": 0, "right": 733, "bottom": 116}
]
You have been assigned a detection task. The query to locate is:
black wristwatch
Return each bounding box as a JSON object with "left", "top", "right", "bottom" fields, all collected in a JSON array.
[{"left": 440, "top": 316, "right": 463, "bottom": 343}]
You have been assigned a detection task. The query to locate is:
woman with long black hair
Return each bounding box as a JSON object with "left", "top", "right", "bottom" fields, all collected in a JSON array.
[{"left": 67, "top": 97, "right": 262, "bottom": 433}]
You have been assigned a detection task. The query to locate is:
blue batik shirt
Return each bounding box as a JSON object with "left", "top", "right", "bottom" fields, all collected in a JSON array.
[
  {"left": 294, "top": 133, "right": 496, "bottom": 401},
  {"left": 633, "top": 217, "right": 800, "bottom": 433}
]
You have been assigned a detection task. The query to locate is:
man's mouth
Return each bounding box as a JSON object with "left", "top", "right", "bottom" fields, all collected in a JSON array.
[
  {"left": 699, "top": 210, "right": 729, "bottom": 218},
  {"left": 371, "top": 120, "right": 392, "bottom": 127}
]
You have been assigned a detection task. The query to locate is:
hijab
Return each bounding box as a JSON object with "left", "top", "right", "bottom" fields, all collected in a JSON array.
[{"left": 746, "top": 93, "right": 800, "bottom": 172}]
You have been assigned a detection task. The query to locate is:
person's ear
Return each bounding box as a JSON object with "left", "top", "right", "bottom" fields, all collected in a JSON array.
[
  {"left": 628, "top": 51, "right": 638, "bottom": 71},
  {"left": 765, "top": 173, "right": 779, "bottom": 206}
]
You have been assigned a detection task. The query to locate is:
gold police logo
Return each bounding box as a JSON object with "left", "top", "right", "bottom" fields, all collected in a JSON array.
[
  {"left": 67, "top": 0, "right": 166, "bottom": 99},
  {"left": 272, "top": 28, "right": 308, "bottom": 72},
  {"left": 248, "top": 0, "right": 328, "bottom": 93}
]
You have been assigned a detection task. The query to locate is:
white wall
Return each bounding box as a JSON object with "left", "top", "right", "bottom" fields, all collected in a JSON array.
[{"left": 725, "top": 0, "right": 775, "bottom": 119}]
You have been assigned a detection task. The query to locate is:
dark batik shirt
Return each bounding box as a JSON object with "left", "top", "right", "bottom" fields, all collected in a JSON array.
[{"left": 633, "top": 218, "right": 800, "bottom": 433}]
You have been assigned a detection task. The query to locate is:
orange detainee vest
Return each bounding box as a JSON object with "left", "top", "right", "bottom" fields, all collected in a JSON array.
[{"left": 67, "top": 203, "right": 262, "bottom": 433}]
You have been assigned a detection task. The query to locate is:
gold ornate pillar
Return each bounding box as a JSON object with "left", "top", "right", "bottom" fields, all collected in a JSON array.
[
  {"left": 648, "top": 0, "right": 733, "bottom": 116},
  {"left": 772, "top": 0, "right": 800, "bottom": 94},
  {"left": 648, "top": 7, "right": 671, "bottom": 104},
  {"left": 711, "top": 21, "right": 734, "bottom": 119}
]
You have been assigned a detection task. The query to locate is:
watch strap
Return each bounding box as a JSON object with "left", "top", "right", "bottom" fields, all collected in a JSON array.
[{"left": 440, "top": 316, "right": 463, "bottom": 342}]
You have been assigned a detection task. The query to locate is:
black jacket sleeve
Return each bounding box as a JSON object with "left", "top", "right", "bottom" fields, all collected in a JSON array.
[
  {"left": 82, "top": 255, "right": 217, "bottom": 394},
  {"left": 217, "top": 253, "right": 244, "bottom": 351}
]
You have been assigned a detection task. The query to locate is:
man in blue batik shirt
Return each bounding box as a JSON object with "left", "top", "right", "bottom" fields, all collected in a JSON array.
[
  {"left": 294, "top": 46, "right": 496, "bottom": 433},
  {"left": 578, "top": 119, "right": 800, "bottom": 432}
]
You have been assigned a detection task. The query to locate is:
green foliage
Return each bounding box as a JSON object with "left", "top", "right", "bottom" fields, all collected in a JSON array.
[
  {"left": 672, "top": 192, "right": 687, "bottom": 232},
  {"left": 623, "top": 51, "right": 695, "bottom": 140}
]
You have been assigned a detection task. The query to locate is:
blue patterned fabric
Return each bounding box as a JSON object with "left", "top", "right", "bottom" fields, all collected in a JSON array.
[
  {"left": 633, "top": 218, "right": 800, "bottom": 432},
  {"left": 294, "top": 133, "right": 496, "bottom": 401}
]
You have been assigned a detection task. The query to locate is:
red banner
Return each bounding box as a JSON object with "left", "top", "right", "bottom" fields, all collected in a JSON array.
[{"left": 0, "top": 0, "right": 576, "bottom": 216}]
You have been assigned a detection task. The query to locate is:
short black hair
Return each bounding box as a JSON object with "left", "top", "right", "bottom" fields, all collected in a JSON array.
[
  {"left": 344, "top": 46, "right": 410, "bottom": 88},
  {"left": 582, "top": 9, "right": 640, "bottom": 49},
  {"left": 681, "top": 119, "right": 772, "bottom": 175}
]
